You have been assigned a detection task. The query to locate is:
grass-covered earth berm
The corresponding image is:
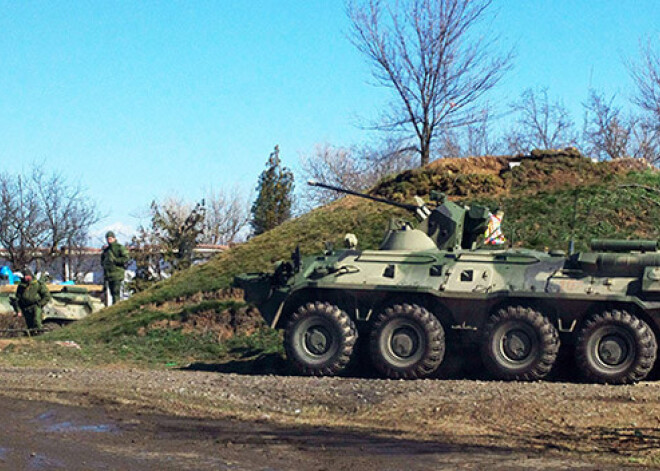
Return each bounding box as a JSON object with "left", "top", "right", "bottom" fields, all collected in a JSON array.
[{"left": 5, "top": 149, "right": 659, "bottom": 368}]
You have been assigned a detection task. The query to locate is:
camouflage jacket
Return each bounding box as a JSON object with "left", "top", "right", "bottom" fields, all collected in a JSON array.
[
  {"left": 14, "top": 279, "right": 52, "bottom": 310},
  {"left": 101, "top": 242, "right": 130, "bottom": 281}
]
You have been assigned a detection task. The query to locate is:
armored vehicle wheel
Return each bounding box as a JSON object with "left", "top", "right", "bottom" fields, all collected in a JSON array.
[
  {"left": 576, "top": 310, "right": 657, "bottom": 384},
  {"left": 482, "top": 306, "right": 559, "bottom": 381},
  {"left": 369, "top": 304, "right": 445, "bottom": 379},
  {"left": 284, "top": 301, "right": 357, "bottom": 376}
]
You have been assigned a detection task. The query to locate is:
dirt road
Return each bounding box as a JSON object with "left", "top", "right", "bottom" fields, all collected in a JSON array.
[
  {"left": 0, "top": 397, "right": 612, "bottom": 471},
  {"left": 0, "top": 365, "right": 658, "bottom": 470}
]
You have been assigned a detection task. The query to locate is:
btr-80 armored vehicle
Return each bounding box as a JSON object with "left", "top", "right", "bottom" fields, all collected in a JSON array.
[{"left": 236, "top": 182, "right": 660, "bottom": 384}]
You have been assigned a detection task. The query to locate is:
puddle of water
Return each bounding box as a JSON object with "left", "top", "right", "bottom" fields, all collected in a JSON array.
[
  {"left": 45, "top": 422, "right": 117, "bottom": 433},
  {"left": 28, "top": 452, "right": 65, "bottom": 470},
  {"left": 34, "top": 410, "right": 56, "bottom": 422},
  {"left": 0, "top": 447, "right": 8, "bottom": 461}
]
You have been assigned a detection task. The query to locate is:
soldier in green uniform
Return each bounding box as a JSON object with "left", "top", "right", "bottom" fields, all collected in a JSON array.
[
  {"left": 101, "top": 231, "right": 130, "bottom": 305},
  {"left": 11, "top": 269, "right": 52, "bottom": 331}
]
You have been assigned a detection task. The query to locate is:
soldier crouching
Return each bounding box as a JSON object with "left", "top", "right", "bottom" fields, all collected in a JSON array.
[{"left": 10, "top": 269, "right": 52, "bottom": 332}]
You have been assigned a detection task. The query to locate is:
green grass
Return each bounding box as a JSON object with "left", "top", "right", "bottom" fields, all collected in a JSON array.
[
  {"left": 39, "top": 299, "right": 283, "bottom": 367},
  {"left": 13, "top": 153, "right": 659, "bottom": 369},
  {"left": 478, "top": 174, "right": 660, "bottom": 252},
  {"left": 1, "top": 325, "right": 284, "bottom": 369}
]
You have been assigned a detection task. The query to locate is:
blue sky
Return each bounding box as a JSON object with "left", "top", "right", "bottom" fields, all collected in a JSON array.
[{"left": 0, "top": 1, "right": 659, "bottom": 242}]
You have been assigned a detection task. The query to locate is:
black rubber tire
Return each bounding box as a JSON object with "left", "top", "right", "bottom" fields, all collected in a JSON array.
[
  {"left": 284, "top": 301, "right": 357, "bottom": 376},
  {"left": 369, "top": 303, "right": 445, "bottom": 379},
  {"left": 575, "top": 310, "right": 657, "bottom": 384},
  {"left": 481, "top": 305, "right": 559, "bottom": 381}
]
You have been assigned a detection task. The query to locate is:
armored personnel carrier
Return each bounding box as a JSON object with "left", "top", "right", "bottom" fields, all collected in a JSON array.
[{"left": 236, "top": 182, "right": 660, "bottom": 384}]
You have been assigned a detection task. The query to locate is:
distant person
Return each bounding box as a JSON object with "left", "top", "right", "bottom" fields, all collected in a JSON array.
[
  {"left": 101, "top": 231, "right": 130, "bottom": 306},
  {"left": 10, "top": 269, "right": 52, "bottom": 332}
]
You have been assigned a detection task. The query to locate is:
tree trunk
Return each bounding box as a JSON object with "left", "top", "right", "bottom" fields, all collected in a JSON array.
[
  {"left": 420, "top": 147, "right": 430, "bottom": 167},
  {"left": 420, "top": 131, "right": 432, "bottom": 167}
]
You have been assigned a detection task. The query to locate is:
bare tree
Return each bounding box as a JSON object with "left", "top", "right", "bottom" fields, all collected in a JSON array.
[
  {"left": 0, "top": 173, "right": 45, "bottom": 270},
  {"left": 361, "top": 136, "right": 419, "bottom": 175},
  {"left": 0, "top": 166, "right": 100, "bottom": 272},
  {"left": 129, "top": 198, "right": 206, "bottom": 291},
  {"left": 434, "top": 129, "right": 462, "bottom": 158},
  {"left": 435, "top": 105, "right": 503, "bottom": 157},
  {"left": 462, "top": 106, "right": 503, "bottom": 156},
  {"left": 629, "top": 40, "right": 660, "bottom": 127},
  {"left": 129, "top": 220, "right": 167, "bottom": 291},
  {"left": 504, "top": 88, "right": 578, "bottom": 154},
  {"left": 582, "top": 90, "right": 631, "bottom": 160},
  {"left": 300, "top": 144, "right": 367, "bottom": 207},
  {"left": 347, "top": 0, "right": 513, "bottom": 167},
  {"left": 152, "top": 198, "right": 206, "bottom": 272},
  {"left": 581, "top": 89, "right": 660, "bottom": 163},
  {"left": 629, "top": 117, "right": 660, "bottom": 164},
  {"left": 299, "top": 140, "right": 416, "bottom": 207},
  {"left": 625, "top": 40, "right": 660, "bottom": 164},
  {"left": 202, "top": 187, "right": 251, "bottom": 245}
]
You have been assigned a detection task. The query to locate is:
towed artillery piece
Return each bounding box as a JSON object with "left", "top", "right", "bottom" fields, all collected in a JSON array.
[
  {"left": 0, "top": 285, "right": 104, "bottom": 333},
  {"left": 236, "top": 182, "right": 660, "bottom": 384}
]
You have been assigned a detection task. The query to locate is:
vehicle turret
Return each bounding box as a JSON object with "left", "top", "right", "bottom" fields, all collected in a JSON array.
[{"left": 307, "top": 181, "right": 492, "bottom": 251}]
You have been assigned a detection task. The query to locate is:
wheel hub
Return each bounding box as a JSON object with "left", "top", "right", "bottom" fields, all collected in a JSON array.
[
  {"left": 305, "top": 327, "right": 331, "bottom": 355},
  {"left": 391, "top": 327, "right": 419, "bottom": 358},
  {"left": 502, "top": 329, "right": 532, "bottom": 361},
  {"left": 598, "top": 335, "right": 628, "bottom": 366}
]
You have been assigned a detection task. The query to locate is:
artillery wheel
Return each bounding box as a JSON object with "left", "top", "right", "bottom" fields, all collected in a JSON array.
[
  {"left": 369, "top": 304, "right": 445, "bottom": 379},
  {"left": 576, "top": 310, "right": 657, "bottom": 384},
  {"left": 41, "top": 321, "right": 63, "bottom": 333},
  {"left": 481, "top": 305, "right": 559, "bottom": 381},
  {"left": 284, "top": 301, "right": 357, "bottom": 376}
]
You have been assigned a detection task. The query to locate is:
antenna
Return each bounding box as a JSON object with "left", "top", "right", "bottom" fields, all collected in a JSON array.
[{"left": 568, "top": 189, "right": 579, "bottom": 255}]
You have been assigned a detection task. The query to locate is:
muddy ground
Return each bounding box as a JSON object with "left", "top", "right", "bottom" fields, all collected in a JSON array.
[
  {"left": 0, "top": 397, "right": 610, "bottom": 471},
  {"left": 0, "top": 365, "right": 659, "bottom": 470}
]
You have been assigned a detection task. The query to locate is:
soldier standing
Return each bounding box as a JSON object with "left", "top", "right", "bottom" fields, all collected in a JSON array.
[
  {"left": 101, "top": 231, "right": 130, "bottom": 305},
  {"left": 11, "top": 269, "right": 52, "bottom": 332}
]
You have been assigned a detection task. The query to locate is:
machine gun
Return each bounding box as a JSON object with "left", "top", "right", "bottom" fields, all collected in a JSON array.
[{"left": 307, "top": 180, "right": 491, "bottom": 251}]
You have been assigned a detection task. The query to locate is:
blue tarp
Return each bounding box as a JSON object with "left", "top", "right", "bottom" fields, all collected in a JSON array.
[{"left": 0, "top": 266, "right": 18, "bottom": 284}]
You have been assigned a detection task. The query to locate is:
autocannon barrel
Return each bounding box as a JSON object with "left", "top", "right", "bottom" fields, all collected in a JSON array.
[{"left": 307, "top": 180, "right": 421, "bottom": 212}]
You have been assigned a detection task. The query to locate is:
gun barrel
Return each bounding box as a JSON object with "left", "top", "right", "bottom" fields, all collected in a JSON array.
[{"left": 307, "top": 180, "right": 420, "bottom": 212}]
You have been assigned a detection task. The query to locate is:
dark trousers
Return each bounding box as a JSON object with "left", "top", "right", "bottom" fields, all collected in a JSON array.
[
  {"left": 22, "top": 306, "right": 43, "bottom": 330},
  {"left": 107, "top": 279, "right": 122, "bottom": 305}
]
